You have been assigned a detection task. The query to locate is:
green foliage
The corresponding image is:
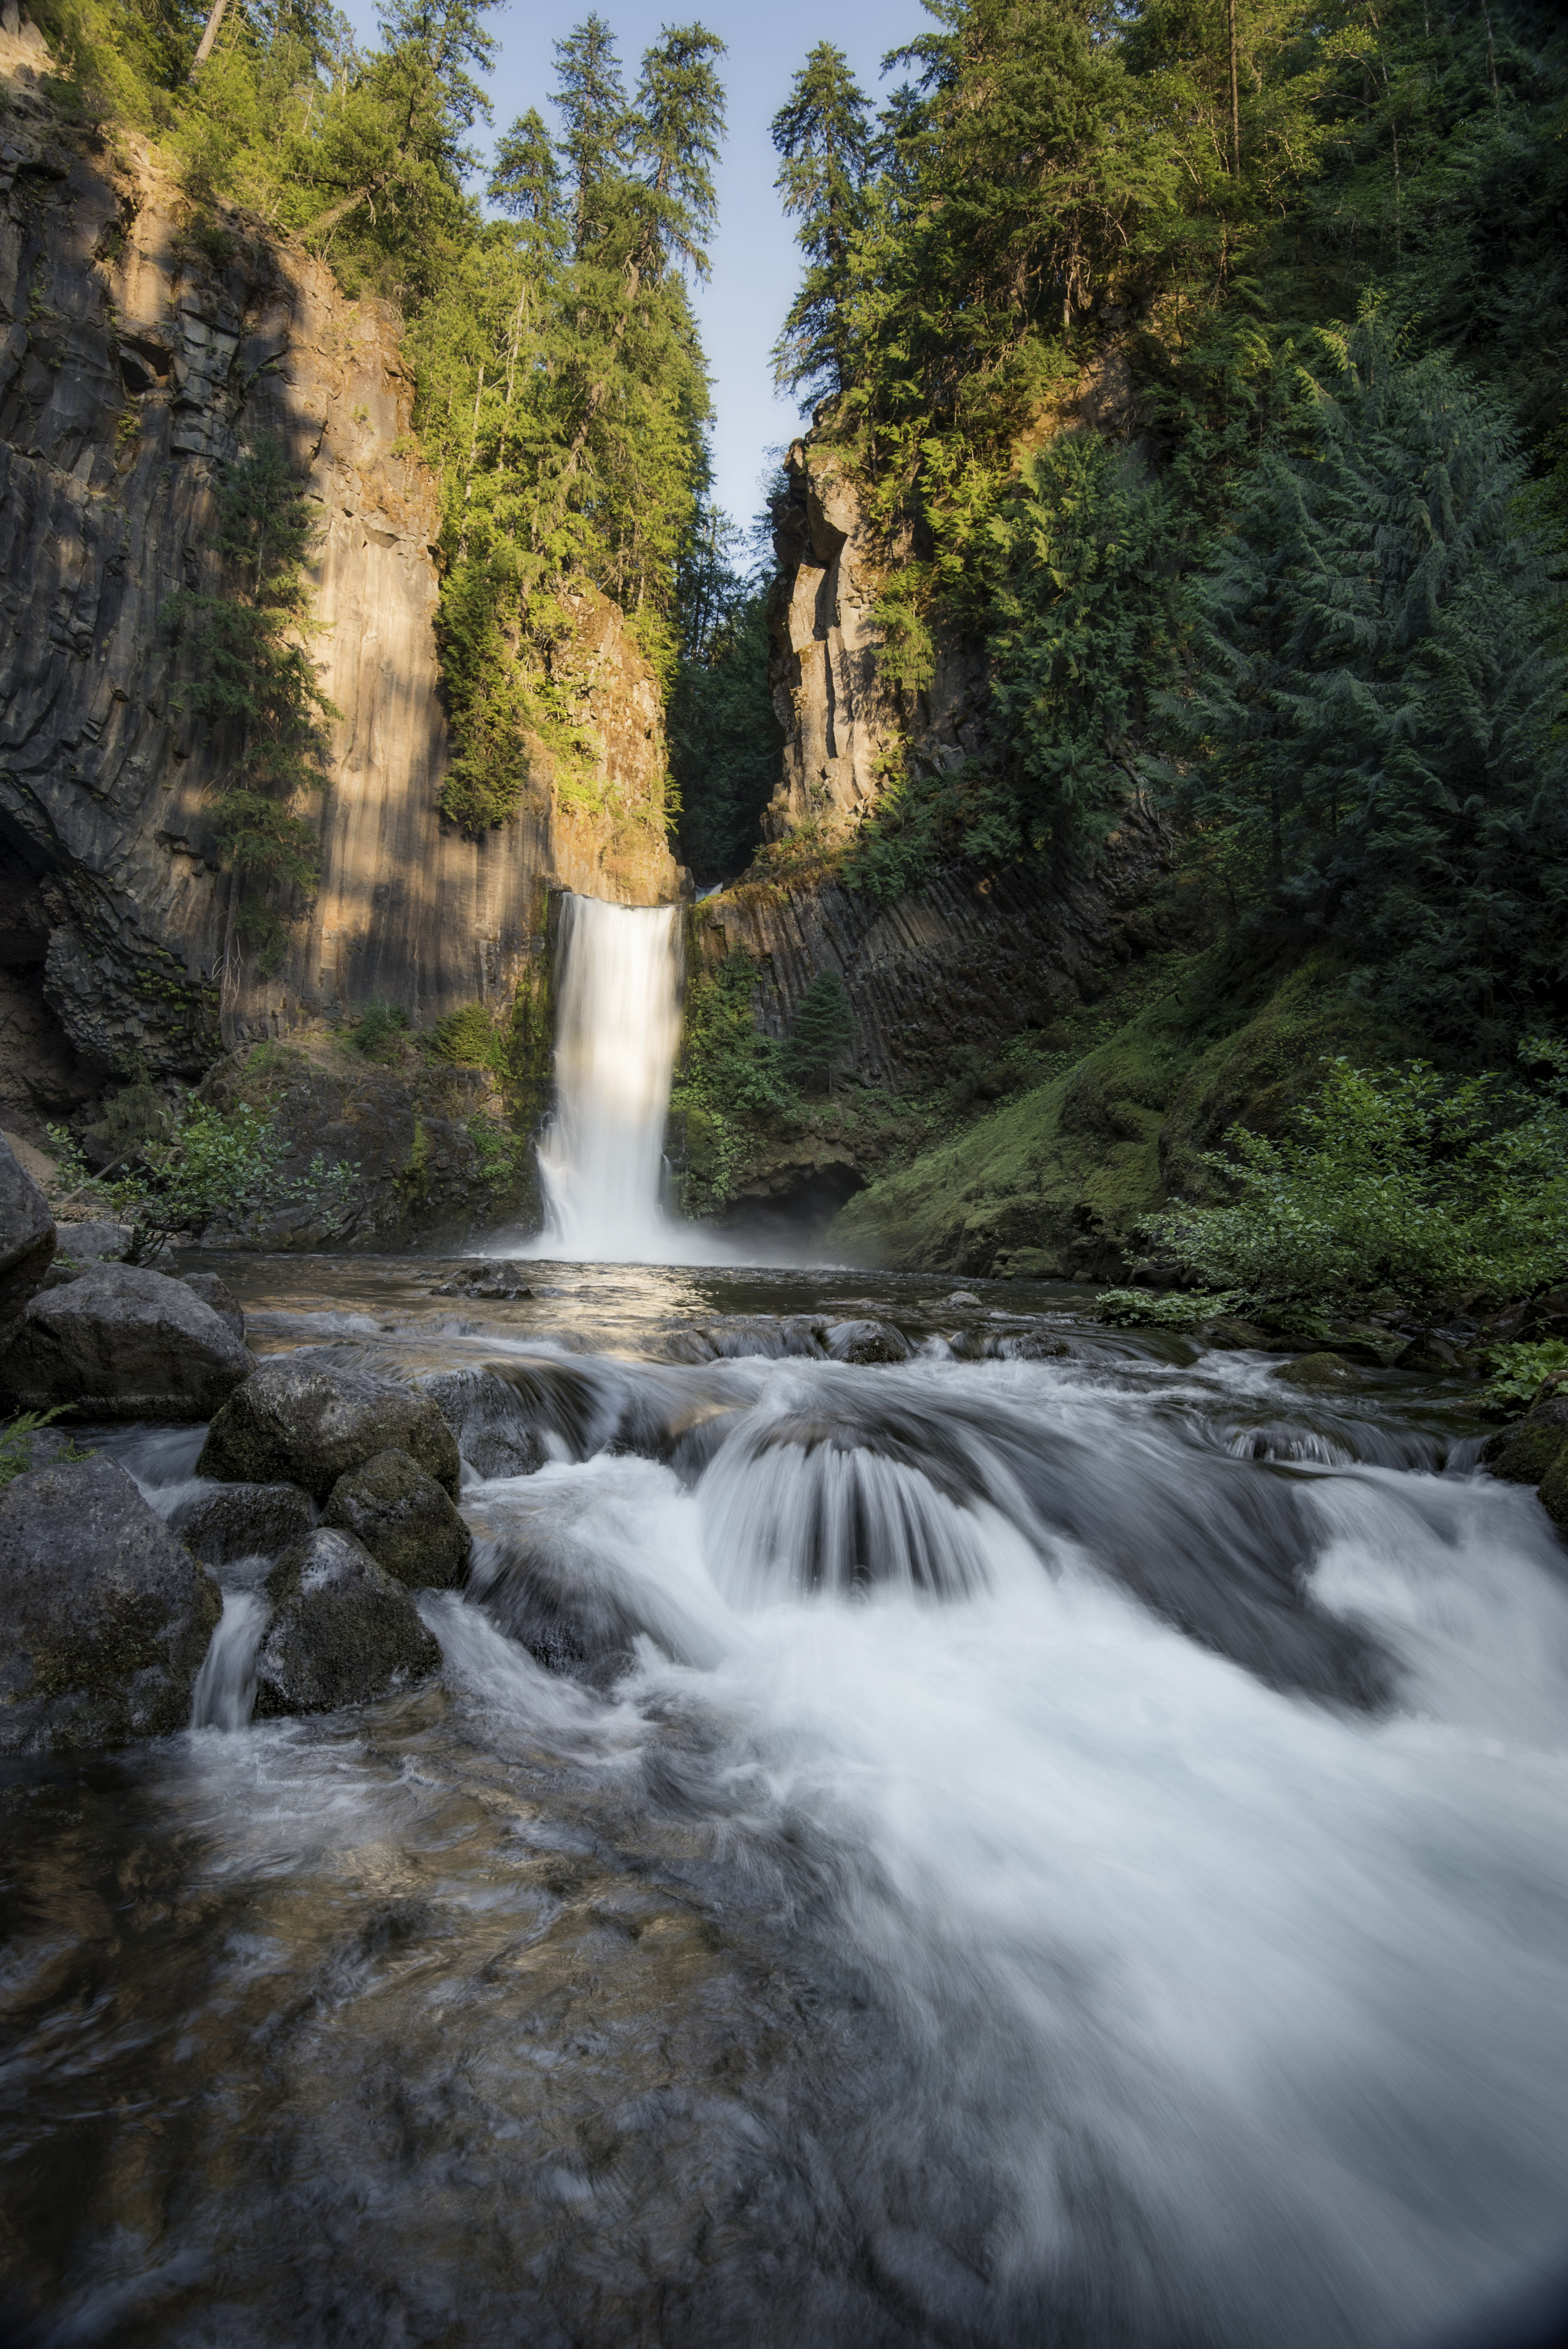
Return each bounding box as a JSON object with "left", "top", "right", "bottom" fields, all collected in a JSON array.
[
  {"left": 427, "top": 1001, "right": 498, "bottom": 1067},
  {"left": 1147, "top": 1051, "right": 1568, "bottom": 1308},
  {"left": 51, "top": 1100, "right": 361, "bottom": 1253},
  {"left": 771, "top": 41, "right": 871, "bottom": 401},
  {"left": 670, "top": 950, "right": 797, "bottom": 1211},
  {"left": 0, "top": 1408, "right": 88, "bottom": 1488},
  {"left": 786, "top": 970, "right": 855, "bottom": 1093},
  {"left": 1094, "top": 1288, "right": 1243, "bottom": 1328},
  {"left": 843, "top": 758, "right": 1022, "bottom": 903},
  {"left": 1167, "top": 327, "right": 1568, "bottom": 1053},
  {"left": 465, "top": 1112, "right": 529, "bottom": 1185},
  {"left": 349, "top": 1000, "right": 412, "bottom": 1059},
  {"left": 668, "top": 515, "right": 780, "bottom": 879},
  {"left": 1483, "top": 1341, "right": 1568, "bottom": 1415}
]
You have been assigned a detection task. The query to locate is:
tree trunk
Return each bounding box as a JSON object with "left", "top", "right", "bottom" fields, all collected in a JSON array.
[
  {"left": 1227, "top": 0, "right": 1241, "bottom": 175},
  {"left": 190, "top": 0, "right": 230, "bottom": 77}
]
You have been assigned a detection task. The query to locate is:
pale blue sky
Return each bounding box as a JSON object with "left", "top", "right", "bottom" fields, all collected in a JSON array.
[{"left": 343, "top": 0, "right": 926, "bottom": 531}]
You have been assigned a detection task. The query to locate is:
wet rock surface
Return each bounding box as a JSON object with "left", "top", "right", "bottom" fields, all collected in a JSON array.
[
  {"left": 252, "top": 1527, "right": 442, "bottom": 1718},
  {"left": 824, "top": 1318, "right": 913, "bottom": 1365},
  {"left": 428, "top": 1261, "right": 535, "bottom": 1300},
  {"left": 0, "top": 1455, "right": 220, "bottom": 1752},
  {"left": 0, "top": 1261, "right": 253, "bottom": 1420},
  {"left": 0, "top": 1132, "right": 55, "bottom": 1339},
  {"left": 1480, "top": 1396, "right": 1568, "bottom": 1502},
  {"left": 321, "top": 1447, "right": 472, "bottom": 1590},
  {"left": 198, "top": 1353, "right": 461, "bottom": 1501},
  {"left": 177, "top": 1270, "right": 245, "bottom": 1342},
  {"left": 172, "top": 1480, "right": 314, "bottom": 1567}
]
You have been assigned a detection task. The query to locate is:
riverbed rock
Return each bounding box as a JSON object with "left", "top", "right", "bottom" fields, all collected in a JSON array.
[
  {"left": 824, "top": 1319, "right": 913, "bottom": 1365},
  {"left": 1538, "top": 1446, "right": 1568, "bottom": 1536},
  {"left": 0, "top": 1263, "right": 255, "bottom": 1421},
  {"left": 1272, "top": 1352, "right": 1364, "bottom": 1391},
  {"left": 172, "top": 1482, "right": 315, "bottom": 1567},
  {"left": 178, "top": 1271, "right": 245, "bottom": 1344},
  {"left": 41, "top": 1219, "right": 131, "bottom": 1287},
  {"left": 197, "top": 1354, "right": 461, "bottom": 1502},
  {"left": 0, "top": 1132, "right": 55, "bottom": 1340},
  {"left": 0, "top": 1456, "right": 221, "bottom": 1752},
  {"left": 321, "top": 1448, "right": 472, "bottom": 1590},
  {"left": 428, "top": 1263, "right": 534, "bottom": 1300},
  {"left": 252, "top": 1528, "right": 442, "bottom": 1718},
  {"left": 1480, "top": 1397, "right": 1568, "bottom": 1487}
]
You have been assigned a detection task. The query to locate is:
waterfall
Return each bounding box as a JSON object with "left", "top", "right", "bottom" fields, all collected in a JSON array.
[{"left": 534, "top": 893, "right": 684, "bottom": 1261}]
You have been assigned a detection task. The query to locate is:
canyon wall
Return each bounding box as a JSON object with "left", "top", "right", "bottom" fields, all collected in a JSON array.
[{"left": 0, "top": 28, "right": 678, "bottom": 1136}]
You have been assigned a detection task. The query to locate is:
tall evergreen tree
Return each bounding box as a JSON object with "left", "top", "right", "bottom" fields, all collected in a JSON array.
[{"left": 771, "top": 43, "right": 872, "bottom": 403}]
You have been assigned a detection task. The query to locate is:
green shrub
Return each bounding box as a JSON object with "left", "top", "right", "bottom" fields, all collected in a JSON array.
[
  {"left": 429, "top": 1003, "right": 499, "bottom": 1069},
  {"left": 53, "top": 1102, "right": 361, "bottom": 1256},
  {"left": 786, "top": 970, "right": 855, "bottom": 1093},
  {"left": 465, "top": 1114, "right": 529, "bottom": 1186},
  {"left": 1145, "top": 1049, "right": 1568, "bottom": 1310},
  {"left": 349, "top": 1001, "right": 411, "bottom": 1059},
  {"left": 0, "top": 1408, "right": 88, "bottom": 1487},
  {"left": 1483, "top": 1341, "right": 1568, "bottom": 1414},
  {"left": 1094, "top": 1288, "right": 1243, "bottom": 1329}
]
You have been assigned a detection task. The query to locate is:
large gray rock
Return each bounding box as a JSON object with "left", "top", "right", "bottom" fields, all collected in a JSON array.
[
  {"left": 172, "top": 1481, "right": 314, "bottom": 1567},
  {"left": 0, "top": 1456, "right": 221, "bottom": 1753},
  {"left": 253, "top": 1528, "right": 442, "bottom": 1718},
  {"left": 41, "top": 1218, "right": 130, "bottom": 1287},
  {"left": 0, "top": 1132, "right": 56, "bottom": 1340},
  {"left": 824, "top": 1319, "right": 913, "bottom": 1365},
  {"left": 0, "top": 1262, "right": 254, "bottom": 1421},
  {"left": 320, "top": 1448, "right": 472, "bottom": 1590},
  {"left": 178, "top": 1270, "right": 245, "bottom": 1344},
  {"left": 198, "top": 1353, "right": 461, "bottom": 1502}
]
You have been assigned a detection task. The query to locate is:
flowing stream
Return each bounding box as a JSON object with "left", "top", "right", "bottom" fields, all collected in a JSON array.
[
  {"left": 3, "top": 1256, "right": 1567, "bottom": 2349},
  {"left": 533, "top": 894, "right": 686, "bottom": 1262}
]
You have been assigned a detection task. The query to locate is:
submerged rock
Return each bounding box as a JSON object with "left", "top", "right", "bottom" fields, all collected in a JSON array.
[
  {"left": 321, "top": 1448, "right": 472, "bottom": 1590},
  {"left": 428, "top": 1263, "right": 534, "bottom": 1300},
  {"left": 0, "top": 1456, "right": 221, "bottom": 1752},
  {"left": 0, "top": 1133, "right": 56, "bottom": 1341},
  {"left": 198, "top": 1354, "right": 460, "bottom": 1502},
  {"left": 824, "top": 1319, "right": 913, "bottom": 1365},
  {"left": 1273, "top": 1352, "right": 1365, "bottom": 1392},
  {"left": 0, "top": 1262, "right": 253, "bottom": 1421},
  {"left": 172, "top": 1481, "right": 315, "bottom": 1567},
  {"left": 252, "top": 1529, "right": 443, "bottom": 1718},
  {"left": 420, "top": 1357, "right": 608, "bottom": 1480}
]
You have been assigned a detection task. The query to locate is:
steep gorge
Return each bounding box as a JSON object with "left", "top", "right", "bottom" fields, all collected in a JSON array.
[{"left": 0, "top": 24, "right": 679, "bottom": 1148}]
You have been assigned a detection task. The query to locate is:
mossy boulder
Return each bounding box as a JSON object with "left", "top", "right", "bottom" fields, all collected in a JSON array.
[
  {"left": 172, "top": 1481, "right": 314, "bottom": 1567},
  {"left": 198, "top": 1354, "right": 460, "bottom": 1503},
  {"left": 252, "top": 1529, "right": 443, "bottom": 1719},
  {"left": 1480, "top": 1399, "right": 1568, "bottom": 1487},
  {"left": 320, "top": 1448, "right": 472, "bottom": 1590},
  {"left": 0, "top": 1263, "right": 253, "bottom": 1422},
  {"left": 1538, "top": 1446, "right": 1568, "bottom": 1536},
  {"left": 0, "top": 1456, "right": 221, "bottom": 1753}
]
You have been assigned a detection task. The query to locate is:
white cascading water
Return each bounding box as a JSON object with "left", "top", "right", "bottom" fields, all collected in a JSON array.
[{"left": 534, "top": 893, "right": 684, "bottom": 1261}]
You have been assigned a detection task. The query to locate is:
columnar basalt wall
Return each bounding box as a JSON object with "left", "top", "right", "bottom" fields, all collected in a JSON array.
[{"left": 0, "top": 29, "right": 678, "bottom": 1118}]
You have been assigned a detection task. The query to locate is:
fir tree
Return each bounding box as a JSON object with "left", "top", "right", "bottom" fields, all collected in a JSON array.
[
  {"left": 163, "top": 439, "right": 337, "bottom": 1044},
  {"left": 787, "top": 971, "right": 856, "bottom": 1092},
  {"left": 771, "top": 42, "right": 872, "bottom": 403}
]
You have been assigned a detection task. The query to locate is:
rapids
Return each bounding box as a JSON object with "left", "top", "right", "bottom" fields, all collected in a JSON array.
[{"left": 3, "top": 1254, "right": 1567, "bottom": 2349}]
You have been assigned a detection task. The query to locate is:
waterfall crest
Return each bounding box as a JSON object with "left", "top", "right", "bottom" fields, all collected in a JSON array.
[{"left": 534, "top": 894, "right": 684, "bottom": 1261}]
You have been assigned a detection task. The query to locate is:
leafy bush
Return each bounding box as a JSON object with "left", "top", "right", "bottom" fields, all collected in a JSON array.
[
  {"left": 0, "top": 1408, "right": 87, "bottom": 1488},
  {"left": 465, "top": 1115, "right": 529, "bottom": 1186},
  {"left": 429, "top": 1003, "right": 500, "bottom": 1069},
  {"left": 50, "top": 1101, "right": 361, "bottom": 1256},
  {"left": 349, "top": 1002, "right": 411, "bottom": 1060},
  {"left": 1483, "top": 1342, "right": 1568, "bottom": 1415},
  {"left": 1145, "top": 1051, "right": 1568, "bottom": 1310},
  {"left": 1094, "top": 1288, "right": 1243, "bottom": 1329}
]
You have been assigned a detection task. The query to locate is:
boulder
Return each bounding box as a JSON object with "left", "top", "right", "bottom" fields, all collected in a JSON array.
[
  {"left": 178, "top": 1270, "right": 245, "bottom": 1343},
  {"left": 197, "top": 1353, "right": 461, "bottom": 1502},
  {"left": 943, "top": 1291, "right": 982, "bottom": 1308},
  {"left": 1199, "top": 1318, "right": 1277, "bottom": 1351},
  {"left": 428, "top": 1262, "right": 534, "bottom": 1300},
  {"left": 0, "top": 1263, "right": 254, "bottom": 1421},
  {"left": 320, "top": 1448, "right": 472, "bottom": 1589},
  {"left": 0, "top": 1132, "right": 56, "bottom": 1340},
  {"left": 41, "top": 1218, "right": 130, "bottom": 1287},
  {"left": 0, "top": 1456, "right": 221, "bottom": 1753},
  {"left": 172, "top": 1481, "right": 314, "bottom": 1567},
  {"left": 824, "top": 1319, "right": 913, "bottom": 1365},
  {"left": 1480, "top": 1397, "right": 1568, "bottom": 1487},
  {"left": 1539, "top": 1445, "right": 1568, "bottom": 1537},
  {"left": 1273, "top": 1352, "right": 1364, "bottom": 1391},
  {"left": 252, "top": 1528, "right": 442, "bottom": 1719}
]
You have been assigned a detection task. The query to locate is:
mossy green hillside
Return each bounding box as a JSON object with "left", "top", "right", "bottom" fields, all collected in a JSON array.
[{"left": 829, "top": 952, "right": 1401, "bottom": 1279}]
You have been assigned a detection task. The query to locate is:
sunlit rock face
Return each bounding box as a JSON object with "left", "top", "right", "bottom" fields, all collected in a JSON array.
[{"left": 0, "top": 39, "right": 678, "bottom": 1085}]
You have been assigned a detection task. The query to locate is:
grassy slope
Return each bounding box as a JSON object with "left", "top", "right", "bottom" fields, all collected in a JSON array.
[{"left": 829, "top": 950, "right": 1404, "bottom": 1278}]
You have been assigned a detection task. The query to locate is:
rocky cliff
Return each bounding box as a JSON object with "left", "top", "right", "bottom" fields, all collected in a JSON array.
[{"left": 0, "top": 26, "right": 679, "bottom": 1137}]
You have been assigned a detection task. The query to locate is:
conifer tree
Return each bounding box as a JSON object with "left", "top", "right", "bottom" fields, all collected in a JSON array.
[
  {"left": 787, "top": 971, "right": 856, "bottom": 1093},
  {"left": 771, "top": 43, "right": 871, "bottom": 403},
  {"left": 164, "top": 440, "right": 337, "bottom": 1045}
]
